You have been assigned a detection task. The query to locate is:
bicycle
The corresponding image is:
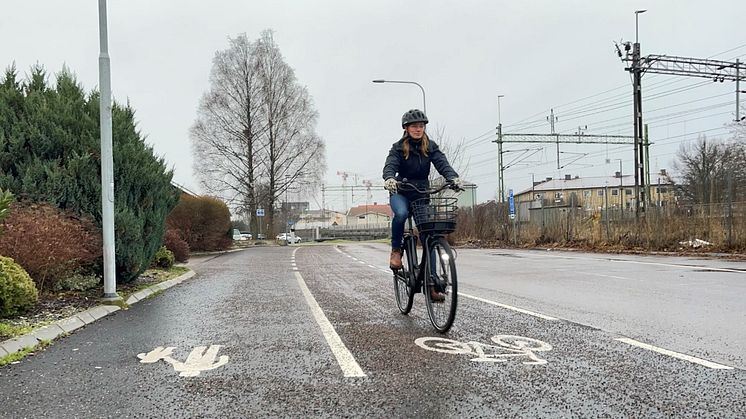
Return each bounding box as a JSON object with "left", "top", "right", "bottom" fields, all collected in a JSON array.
[{"left": 391, "top": 179, "right": 463, "bottom": 333}]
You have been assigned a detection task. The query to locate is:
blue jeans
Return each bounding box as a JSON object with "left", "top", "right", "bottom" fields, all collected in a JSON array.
[{"left": 390, "top": 193, "right": 410, "bottom": 250}]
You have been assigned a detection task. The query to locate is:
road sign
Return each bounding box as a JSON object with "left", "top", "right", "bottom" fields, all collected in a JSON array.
[
  {"left": 508, "top": 189, "right": 515, "bottom": 220},
  {"left": 256, "top": 208, "right": 265, "bottom": 217}
]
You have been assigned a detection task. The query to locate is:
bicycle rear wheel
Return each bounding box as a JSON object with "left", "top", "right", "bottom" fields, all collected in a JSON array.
[
  {"left": 424, "top": 237, "right": 458, "bottom": 333},
  {"left": 393, "top": 243, "right": 415, "bottom": 314}
]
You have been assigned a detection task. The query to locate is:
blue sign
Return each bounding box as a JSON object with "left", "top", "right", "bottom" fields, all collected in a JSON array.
[
  {"left": 256, "top": 208, "right": 265, "bottom": 217},
  {"left": 508, "top": 189, "right": 515, "bottom": 219}
]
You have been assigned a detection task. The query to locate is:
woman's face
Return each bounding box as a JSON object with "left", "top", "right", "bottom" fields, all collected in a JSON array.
[{"left": 406, "top": 122, "right": 425, "bottom": 139}]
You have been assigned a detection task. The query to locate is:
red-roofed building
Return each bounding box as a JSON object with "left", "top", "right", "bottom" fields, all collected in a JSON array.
[{"left": 346, "top": 202, "right": 392, "bottom": 227}]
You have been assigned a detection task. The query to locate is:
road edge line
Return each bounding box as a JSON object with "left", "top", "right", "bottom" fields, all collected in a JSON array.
[
  {"left": 459, "top": 292, "right": 559, "bottom": 321},
  {"left": 615, "top": 337, "right": 734, "bottom": 370}
]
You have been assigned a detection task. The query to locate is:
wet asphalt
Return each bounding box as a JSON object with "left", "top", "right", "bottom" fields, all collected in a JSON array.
[{"left": 0, "top": 244, "right": 744, "bottom": 418}]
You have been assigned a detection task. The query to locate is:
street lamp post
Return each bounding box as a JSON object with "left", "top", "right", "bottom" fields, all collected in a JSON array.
[
  {"left": 372, "top": 79, "right": 427, "bottom": 114},
  {"left": 98, "top": 0, "right": 118, "bottom": 300}
]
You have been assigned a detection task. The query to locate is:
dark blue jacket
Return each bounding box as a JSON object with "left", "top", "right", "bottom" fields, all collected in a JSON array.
[{"left": 382, "top": 136, "right": 459, "bottom": 198}]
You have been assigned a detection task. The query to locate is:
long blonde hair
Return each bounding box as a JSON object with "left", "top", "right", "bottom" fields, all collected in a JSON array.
[{"left": 401, "top": 131, "right": 429, "bottom": 160}]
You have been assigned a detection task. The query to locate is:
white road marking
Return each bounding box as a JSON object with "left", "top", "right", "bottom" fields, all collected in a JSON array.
[
  {"left": 577, "top": 271, "right": 630, "bottom": 280},
  {"left": 138, "top": 345, "right": 229, "bottom": 377},
  {"left": 459, "top": 293, "right": 559, "bottom": 321},
  {"left": 415, "top": 335, "right": 552, "bottom": 365},
  {"left": 530, "top": 252, "right": 746, "bottom": 273},
  {"left": 293, "top": 248, "right": 365, "bottom": 378},
  {"left": 615, "top": 337, "right": 734, "bottom": 370}
]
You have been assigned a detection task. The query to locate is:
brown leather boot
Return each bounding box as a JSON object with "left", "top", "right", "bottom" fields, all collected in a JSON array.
[
  {"left": 389, "top": 249, "right": 402, "bottom": 269},
  {"left": 430, "top": 289, "right": 446, "bottom": 302}
]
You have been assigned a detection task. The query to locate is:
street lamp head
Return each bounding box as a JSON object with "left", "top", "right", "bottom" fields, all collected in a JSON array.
[
  {"left": 635, "top": 9, "right": 647, "bottom": 14},
  {"left": 372, "top": 79, "right": 385, "bottom": 83}
]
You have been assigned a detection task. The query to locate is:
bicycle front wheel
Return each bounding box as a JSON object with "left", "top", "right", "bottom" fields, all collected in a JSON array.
[
  {"left": 393, "top": 245, "right": 414, "bottom": 314},
  {"left": 424, "top": 237, "right": 458, "bottom": 333}
]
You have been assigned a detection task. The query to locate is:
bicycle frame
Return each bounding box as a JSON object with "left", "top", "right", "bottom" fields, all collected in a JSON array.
[{"left": 401, "top": 212, "right": 447, "bottom": 292}]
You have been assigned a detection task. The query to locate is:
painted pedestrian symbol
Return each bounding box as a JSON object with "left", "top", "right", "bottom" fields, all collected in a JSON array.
[
  {"left": 138, "top": 345, "right": 229, "bottom": 377},
  {"left": 415, "top": 335, "right": 552, "bottom": 365}
]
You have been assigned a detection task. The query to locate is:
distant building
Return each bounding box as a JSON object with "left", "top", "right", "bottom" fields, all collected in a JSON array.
[
  {"left": 294, "top": 209, "right": 346, "bottom": 229},
  {"left": 513, "top": 171, "right": 676, "bottom": 222},
  {"left": 346, "top": 203, "right": 393, "bottom": 227}
]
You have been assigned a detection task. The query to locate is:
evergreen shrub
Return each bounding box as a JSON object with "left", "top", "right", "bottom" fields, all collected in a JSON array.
[
  {"left": 151, "top": 246, "right": 175, "bottom": 269},
  {"left": 0, "top": 255, "right": 38, "bottom": 318},
  {"left": 0, "top": 65, "right": 179, "bottom": 283}
]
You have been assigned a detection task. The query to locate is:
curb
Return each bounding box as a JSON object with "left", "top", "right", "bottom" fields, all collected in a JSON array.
[{"left": 0, "top": 269, "right": 196, "bottom": 358}]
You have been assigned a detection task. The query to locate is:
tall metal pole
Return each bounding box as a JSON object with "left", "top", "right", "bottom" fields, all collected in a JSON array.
[
  {"left": 632, "top": 40, "right": 643, "bottom": 217},
  {"left": 736, "top": 59, "right": 741, "bottom": 122},
  {"left": 98, "top": 0, "right": 118, "bottom": 299},
  {"left": 633, "top": 10, "right": 647, "bottom": 217},
  {"left": 644, "top": 123, "right": 651, "bottom": 208},
  {"left": 496, "top": 124, "right": 504, "bottom": 203},
  {"left": 547, "top": 109, "right": 559, "bottom": 169},
  {"left": 616, "top": 159, "right": 623, "bottom": 211},
  {"left": 497, "top": 94, "right": 505, "bottom": 203}
]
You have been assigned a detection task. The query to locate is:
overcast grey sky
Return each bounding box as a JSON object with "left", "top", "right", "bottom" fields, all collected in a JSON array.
[{"left": 2, "top": 1, "right": 745, "bottom": 211}]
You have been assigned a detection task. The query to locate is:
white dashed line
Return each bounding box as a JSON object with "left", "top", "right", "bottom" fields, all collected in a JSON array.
[
  {"left": 459, "top": 293, "right": 559, "bottom": 321},
  {"left": 615, "top": 337, "right": 734, "bottom": 370}
]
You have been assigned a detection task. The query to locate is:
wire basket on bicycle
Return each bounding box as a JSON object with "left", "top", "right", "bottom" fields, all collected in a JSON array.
[{"left": 411, "top": 196, "right": 459, "bottom": 234}]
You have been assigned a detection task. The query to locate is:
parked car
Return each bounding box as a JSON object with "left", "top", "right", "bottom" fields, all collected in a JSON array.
[
  {"left": 239, "top": 231, "right": 252, "bottom": 240},
  {"left": 232, "top": 229, "right": 249, "bottom": 241},
  {"left": 276, "top": 232, "right": 301, "bottom": 244}
]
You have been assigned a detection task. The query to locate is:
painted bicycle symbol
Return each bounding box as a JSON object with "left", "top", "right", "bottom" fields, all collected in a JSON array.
[{"left": 415, "top": 335, "right": 552, "bottom": 365}]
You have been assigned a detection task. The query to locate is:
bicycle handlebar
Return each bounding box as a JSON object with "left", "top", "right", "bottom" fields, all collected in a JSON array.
[{"left": 396, "top": 178, "right": 465, "bottom": 194}]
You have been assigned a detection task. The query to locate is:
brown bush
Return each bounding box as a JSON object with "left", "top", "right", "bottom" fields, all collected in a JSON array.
[
  {"left": 0, "top": 202, "right": 102, "bottom": 290},
  {"left": 163, "top": 228, "right": 190, "bottom": 262},
  {"left": 166, "top": 194, "right": 231, "bottom": 252}
]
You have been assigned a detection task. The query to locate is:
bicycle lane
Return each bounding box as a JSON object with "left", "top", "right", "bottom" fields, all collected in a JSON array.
[
  {"left": 0, "top": 247, "right": 363, "bottom": 417},
  {"left": 297, "top": 244, "right": 746, "bottom": 417}
]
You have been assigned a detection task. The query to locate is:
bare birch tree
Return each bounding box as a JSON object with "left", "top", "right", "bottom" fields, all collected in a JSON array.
[
  {"left": 192, "top": 31, "right": 325, "bottom": 235},
  {"left": 427, "top": 124, "right": 470, "bottom": 185},
  {"left": 254, "top": 30, "right": 325, "bottom": 233}
]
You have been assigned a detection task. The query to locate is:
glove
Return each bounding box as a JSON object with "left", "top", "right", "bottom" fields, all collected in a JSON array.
[
  {"left": 384, "top": 178, "right": 398, "bottom": 193},
  {"left": 450, "top": 177, "right": 463, "bottom": 189}
]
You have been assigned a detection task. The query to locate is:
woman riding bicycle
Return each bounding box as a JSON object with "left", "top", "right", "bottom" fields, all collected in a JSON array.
[{"left": 382, "top": 109, "right": 461, "bottom": 300}]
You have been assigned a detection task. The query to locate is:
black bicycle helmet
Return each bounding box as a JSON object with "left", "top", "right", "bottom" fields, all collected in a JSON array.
[{"left": 401, "top": 109, "right": 429, "bottom": 128}]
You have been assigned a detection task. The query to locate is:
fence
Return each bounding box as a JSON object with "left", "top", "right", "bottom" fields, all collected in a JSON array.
[{"left": 452, "top": 201, "right": 746, "bottom": 251}]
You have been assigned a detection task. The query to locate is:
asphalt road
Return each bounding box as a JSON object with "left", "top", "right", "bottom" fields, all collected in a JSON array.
[{"left": 0, "top": 244, "right": 744, "bottom": 418}]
